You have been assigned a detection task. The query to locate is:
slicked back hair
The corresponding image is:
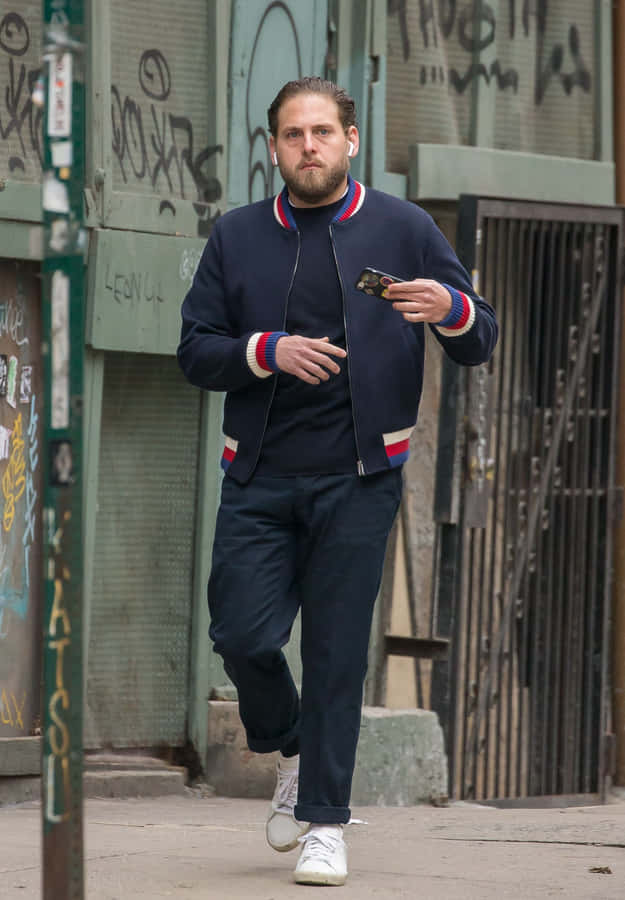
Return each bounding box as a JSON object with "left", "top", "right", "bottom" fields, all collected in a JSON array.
[{"left": 267, "top": 77, "right": 357, "bottom": 137}]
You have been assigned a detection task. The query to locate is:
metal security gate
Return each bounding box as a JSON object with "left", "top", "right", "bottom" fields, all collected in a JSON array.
[
  {"left": 433, "top": 198, "right": 625, "bottom": 803},
  {"left": 86, "top": 352, "right": 201, "bottom": 748}
]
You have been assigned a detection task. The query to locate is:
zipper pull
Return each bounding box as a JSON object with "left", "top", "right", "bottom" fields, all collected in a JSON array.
[{"left": 357, "top": 460, "right": 365, "bottom": 476}]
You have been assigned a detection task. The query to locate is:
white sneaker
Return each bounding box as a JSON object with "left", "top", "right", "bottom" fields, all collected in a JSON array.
[
  {"left": 266, "top": 753, "right": 309, "bottom": 852},
  {"left": 294, "top": 824, "right": 347, "bottom": 886}
]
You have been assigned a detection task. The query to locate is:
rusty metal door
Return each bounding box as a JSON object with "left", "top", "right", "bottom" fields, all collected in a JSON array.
[
  {"left": 433, "top": 198, "right": 624, "bottom": 803},
  {"left": 0, "top": 259, "right": 43, "bottom": 739}
]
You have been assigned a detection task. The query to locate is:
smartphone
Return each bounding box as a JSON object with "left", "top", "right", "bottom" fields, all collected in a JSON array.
[{"left": 355, "top": 267, "right": 402, "bottom": 300}]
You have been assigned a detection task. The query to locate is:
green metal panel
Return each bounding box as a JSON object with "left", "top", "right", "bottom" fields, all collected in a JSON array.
[
  {"left": 0, "top": 3, "right": 43, "bottom": 189},
  {"left": 228, "top": 0, "right": 328, "bottom": 209},
  {"left": 85, "top": 352, "right": 201, "bottom": 748},
  {"left": 367, "top": 0, "right": 407, "bottom": 198},
  {"left": 86, "top": 228, "right": 205, "bottom": 355},
  {"left": 0, "top": 183, "right": 43, "bottom": 223},
  {"left": 327, "top": 0, "right": 373, "bottom": 186},
  {"left": 81, "top": 347, "right": 103, "bottom": 686},
  {"left": 0, "top": 220, "right": 43, "bottom": 260},
  {"left": 408, "top": 145, "right": 615, "bottom": 206},
  {"left": 89, "top": 0, "right": 228, "bottom": 237},
  {"left": 596, "top": 0, "right": 614, "bottom": 163}
]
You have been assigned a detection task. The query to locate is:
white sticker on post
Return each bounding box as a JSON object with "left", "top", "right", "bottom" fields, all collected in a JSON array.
[
  {"left": 51, "top": 270, "right": 70, "bottom": 429},
  {"left": 48, "top": 52, "right": 72, "bottom": 138},
  {"left": 51, "top": 141, "right": 73, "bottom": 168}
]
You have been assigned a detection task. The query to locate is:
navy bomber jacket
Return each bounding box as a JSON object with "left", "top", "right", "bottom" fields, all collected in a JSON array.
[{"left": 177, "top": 175, "right": 498, "bottom": 483}]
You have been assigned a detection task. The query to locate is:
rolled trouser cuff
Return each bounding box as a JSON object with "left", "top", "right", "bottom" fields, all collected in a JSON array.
[
  {"left": 294, "top": 803, "right": 350, "bottom": 825},
  {"left": 246, "top": 718, "right": 300, "bottom": 754}
]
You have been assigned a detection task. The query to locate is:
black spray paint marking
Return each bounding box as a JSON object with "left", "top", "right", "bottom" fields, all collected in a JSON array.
[
  {"left": 104, "top": 264, "right": 165, "bottom": 305},
  {"left": 0, "top": 12, "right": 44, "bottom": 173},
  {"left": 111, "top": 48, "right": 223, "bottom": 235},
  {"left": 388, "top": 0, "right": 591, "bottom": 103},
  {"left": 245, "top": 2, "right": 302, "bottom": 203}
]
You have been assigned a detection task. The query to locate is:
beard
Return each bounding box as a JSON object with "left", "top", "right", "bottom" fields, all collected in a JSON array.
[{"left": 279, "top": 158, "right": 349, "bottom": 204}]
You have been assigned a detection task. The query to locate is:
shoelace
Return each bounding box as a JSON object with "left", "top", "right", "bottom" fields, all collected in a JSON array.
[
  {"left": 275, "top": 764, "right": 299, "bottom": 813},
  {"left": 298, "top": 828, "right": 343, "bottom": 860}
]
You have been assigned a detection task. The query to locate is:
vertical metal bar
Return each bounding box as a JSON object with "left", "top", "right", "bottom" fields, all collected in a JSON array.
[
  {"left": 515, "top": 220, "right": 538, "bottom": 796},
  {"left": 488, "top": 217, "right": 510, "bottom": 799},
  {"left": 599, "top": 219, "right": 623, "bottom": 800},
  {"left": 582, "top": 224, "right": 606, "bottom": 792},
  {"left": 40, "top": 2, "right": 85, "bottom": 898},
  {"left": 530, "top": 221, "right": 553, "bottom": 794},
  {"left": 431, "top": 348, "right": 467, "bottom": 798},
  {"left": 585, "top": 224, "right": 612, "bottom": 794},
  {"left": 501, "top": 218, "right": 521, "bottom": 798},
  {"left": 461, "top": 532, "right": 476, "bottom": 799},
  {"left": 571, "top": 224, "right": 597, "bottom": 793},
  {"left": 539, "top": 221, "right": 564, "bottom": 796},
  {"left": 476, "top": 216, "right": 496, "bottom": 799},
  {"left": 526, "top": 220, "right": 548, "bottom": 796},
  {"left": 474, "top": 526, "right": 487, "bottom": 798},
  {"left": 547, "top": 221, "right": 573, "bottom": 794},
  {"left": 506, "top": 217, "right": 531, "bottom": 797},
  {"left": 561, "top": 223, "right": 584, "bottom": 794},
  {"left": 434, "top": 521, "right": 463, "bottom": 798}
]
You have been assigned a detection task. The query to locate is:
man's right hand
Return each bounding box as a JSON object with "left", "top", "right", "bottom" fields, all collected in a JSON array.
[{"left": 274, "top": 335, "right": 347, "bottom": 385}]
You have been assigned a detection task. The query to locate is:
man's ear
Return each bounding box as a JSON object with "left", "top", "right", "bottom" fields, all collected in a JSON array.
[
  {"left": 269, "top": 136, "right": 278, "bottom": 166},
  {"left": 346, "top": 126, "right": 359, "bottom": 158}
]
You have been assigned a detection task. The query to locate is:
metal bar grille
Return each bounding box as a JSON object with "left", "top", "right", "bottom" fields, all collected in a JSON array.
[{"left": 439, "top": 199, "right": 624, "bottom": 802}]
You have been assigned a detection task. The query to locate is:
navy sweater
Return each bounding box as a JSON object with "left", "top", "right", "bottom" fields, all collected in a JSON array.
[
  {"left": 177, "top": 176, "right": 498, "bottom": 483},
  {"left": 256, "top": 196, "right": 357, "bottom": 475}
]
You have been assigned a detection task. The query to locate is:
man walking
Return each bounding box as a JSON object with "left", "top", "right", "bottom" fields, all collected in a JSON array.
[{"left": 177, "top": 77, "right": 497, "bottom": 886}]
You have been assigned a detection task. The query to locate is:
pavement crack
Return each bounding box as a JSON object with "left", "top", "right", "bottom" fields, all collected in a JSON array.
[{"left": 439, "top": 837, "right": 625, "bottom": 849}]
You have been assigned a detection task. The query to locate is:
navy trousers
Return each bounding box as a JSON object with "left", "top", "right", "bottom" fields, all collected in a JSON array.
[{"left": 207, "top": 470, "right": 402, "bottom": 824}]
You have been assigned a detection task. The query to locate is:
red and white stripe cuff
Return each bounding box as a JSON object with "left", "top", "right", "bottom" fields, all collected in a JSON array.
[
  {"left": 434, "top": 287, "right": 476, "bottom": 338},
  {"left": 246, "top": 331, "right": 287, "bottom": 378}
]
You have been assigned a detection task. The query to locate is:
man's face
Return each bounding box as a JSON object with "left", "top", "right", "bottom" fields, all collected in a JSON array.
[{"left": 270, "top": 93, "right": 358, "bottom": 206}]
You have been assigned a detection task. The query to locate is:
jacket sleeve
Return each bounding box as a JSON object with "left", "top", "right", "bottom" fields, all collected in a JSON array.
[
  {"left": 176, "top": 223, "right": 285, "bottom": 392},
  {"left": 423, "top": 215, "right": 498, "bottom": 366}
]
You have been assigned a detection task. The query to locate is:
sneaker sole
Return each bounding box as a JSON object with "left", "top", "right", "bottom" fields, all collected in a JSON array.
[
  {"left": 266, "top": 820, "right": 310, "bottom": 852},
  {"left": 294, "top": 871, "right": 347, "bottom": 886}
]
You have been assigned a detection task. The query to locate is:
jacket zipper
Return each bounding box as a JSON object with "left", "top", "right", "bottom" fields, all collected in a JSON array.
[
  {"left": 330, "top": 224, "right": 365, "bottom": 476},
  {"left": 249, "top": 231, "right": 301, "bottom": 474}
]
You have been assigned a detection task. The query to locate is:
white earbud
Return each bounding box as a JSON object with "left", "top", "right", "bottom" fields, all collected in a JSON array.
[
  {"left": 272, "top": 151, "right": 278, "bottom": 165},
  {"left": 347, "top": 141, "right": 354, "bottom": 157}
]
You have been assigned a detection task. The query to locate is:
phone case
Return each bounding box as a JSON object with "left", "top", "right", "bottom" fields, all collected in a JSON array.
[{"left": 355, "top": 267, "right": 401, "bottom": 299}]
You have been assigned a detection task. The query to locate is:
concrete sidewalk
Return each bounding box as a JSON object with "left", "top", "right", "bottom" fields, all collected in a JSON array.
[{"left": 1, "top": 794, "right": 624, "bottom": 899}]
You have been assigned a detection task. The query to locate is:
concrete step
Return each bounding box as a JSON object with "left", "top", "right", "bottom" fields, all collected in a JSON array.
[
  {"left": 83, "top": 766, "right": 187, "bottom": 799},
  {"left": 0, "top": 753, "right": 188, "bottom": 806},
  {"left": 206, "top": 701, "right": 448, "bottom": 806}
]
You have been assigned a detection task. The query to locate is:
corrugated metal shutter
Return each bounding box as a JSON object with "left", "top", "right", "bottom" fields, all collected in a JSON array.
[
  {"left": 86, "top": 352, "right": 201, "bottom": 748},
  {"left": 386, "top": 1, "right": 596, "bottom": 174},
  {"left": 0, "top": 3, "right": 43, "bottom": 183},
  {"left": 492, "top": 1, "right": 594, "bottom": 158},
  {"left": 109, "top": 0, "right": 212, "bottom": 200}
]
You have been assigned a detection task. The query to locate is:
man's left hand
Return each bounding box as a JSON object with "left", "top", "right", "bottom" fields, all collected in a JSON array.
[{"left": 385, "top": 279, "right": 452, "bottom": 323}]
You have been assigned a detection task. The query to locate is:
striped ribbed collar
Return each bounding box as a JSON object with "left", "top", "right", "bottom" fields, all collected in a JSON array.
[{"left": 273, "top": 174, "right": 366, "bottom": 231}]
